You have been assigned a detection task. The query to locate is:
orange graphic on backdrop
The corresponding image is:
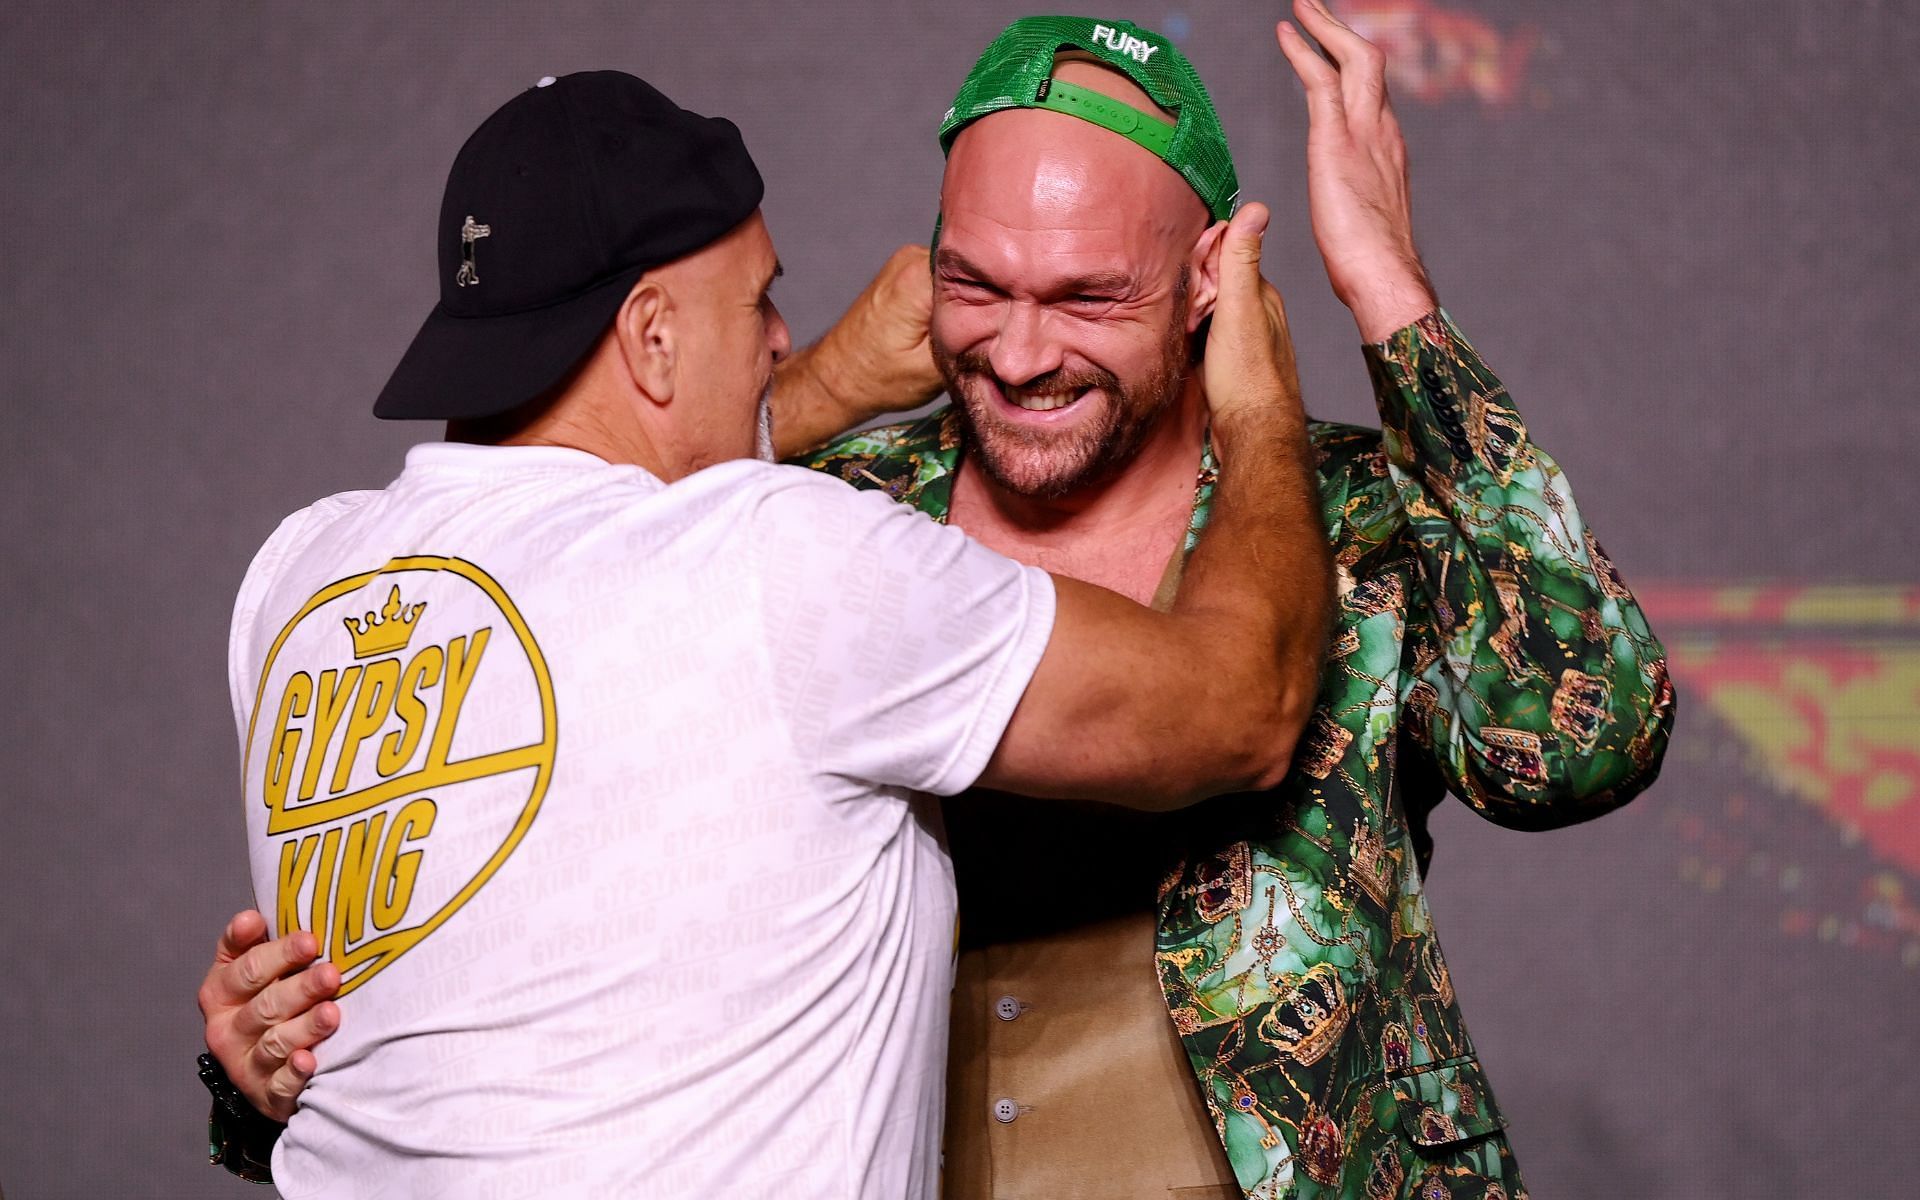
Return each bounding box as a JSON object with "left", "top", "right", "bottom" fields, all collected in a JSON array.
[
  {"left": 1668, "top": 639, "right": 1920, "bottom": 873},
  {"left": 1338, "top": 0, "right": 1539, "bottom": 109},
  {"left": 1640, "top": 583, "right": 1920, "bottom": 964}
]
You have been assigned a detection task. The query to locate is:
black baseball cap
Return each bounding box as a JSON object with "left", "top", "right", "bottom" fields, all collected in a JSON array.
[{"left": 374, "top": 71, "right": 764, "bottom": 421}]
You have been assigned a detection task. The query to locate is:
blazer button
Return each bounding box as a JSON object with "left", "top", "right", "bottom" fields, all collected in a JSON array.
[
  {"left": 992, "top": 1097, "right": 1020, "bottom": 1124},
  {"left": 994, "top": 995, "right": 1024, "bottom": 1022}
]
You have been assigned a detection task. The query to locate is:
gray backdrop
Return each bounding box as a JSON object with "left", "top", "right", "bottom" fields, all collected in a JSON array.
[{"left": 4, "top": 1, "right": 1916, "bottom": 1196}]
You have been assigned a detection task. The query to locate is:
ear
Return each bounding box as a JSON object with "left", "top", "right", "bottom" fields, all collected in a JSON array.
[
  {"left": 613, "top": 278, "right": 675, "bottom": 405},
  {"left": 1183, "top": 219, "right": 1230, "bottom": 332}
]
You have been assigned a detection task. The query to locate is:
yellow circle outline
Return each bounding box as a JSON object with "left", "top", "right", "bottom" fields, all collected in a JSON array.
[{"left": 243, "top": 556, "right": 557, "bottom": 995}]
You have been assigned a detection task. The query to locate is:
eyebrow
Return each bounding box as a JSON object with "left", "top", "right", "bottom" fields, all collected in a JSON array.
[{"left": 935, "top": 248, "right": 1132, "bottom": 299}]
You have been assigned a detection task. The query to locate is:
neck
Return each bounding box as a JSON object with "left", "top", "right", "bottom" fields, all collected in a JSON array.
[
  {"left": 955, "top": 372, "right": 1207, "bottom": 544},
  {"left": 446, "top": 373, "right": 674, "bottom": 479}
]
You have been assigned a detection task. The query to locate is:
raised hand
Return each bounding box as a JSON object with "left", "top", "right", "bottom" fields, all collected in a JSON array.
[
  {"left": 1277, "top": 0, "right": 1439, "bottom": 342},
  {"left": 819, "top": 243, "right": 945, "bottom": 415},
  {"left": 197, "top": 910, "right": 339, "bottom": 1122},
  {"left": 769, "top": 244, "right": 945, "bottom": 457}
]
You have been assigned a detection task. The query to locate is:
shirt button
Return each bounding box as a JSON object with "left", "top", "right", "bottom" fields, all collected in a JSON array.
[
  {"left": 992, "top": 1097, "right": 1019, "bottom": 1124},
  {"left": 993, "top": 995, "right": 1023, "bottom": 1022}
]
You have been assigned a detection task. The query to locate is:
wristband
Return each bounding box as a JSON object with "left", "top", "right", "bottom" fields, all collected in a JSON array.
[{"left": 198, "top": 1052, "right": 282, "bottom": 1184}]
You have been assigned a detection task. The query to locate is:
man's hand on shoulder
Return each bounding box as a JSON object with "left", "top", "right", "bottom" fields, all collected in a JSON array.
[
  {"left": 1277, "top": 0, "right": 1439, "bottom": 343},
  {"left": 198, "top": 910, "right": 339, "bottom": 1122}
]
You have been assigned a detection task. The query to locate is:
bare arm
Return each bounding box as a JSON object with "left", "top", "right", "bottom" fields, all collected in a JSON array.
[
  {"left": 770, "top": 245, "right": 946, "bottom": 458},
  {"left": 977, "top": 204, "right": 1333, "bottom": 810}
]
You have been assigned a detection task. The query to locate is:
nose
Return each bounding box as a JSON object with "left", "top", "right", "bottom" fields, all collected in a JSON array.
[
  {"left": 986, "top": 301, "right": 1064, "bottom": 386},
  {"left": 766, "top": 301, "right": 792, "bottom": 364}
]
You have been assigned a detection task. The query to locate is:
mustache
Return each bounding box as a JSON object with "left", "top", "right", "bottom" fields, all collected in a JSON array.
[{"left": 939, "top": 348, "right": 1122, "bottom": 398}]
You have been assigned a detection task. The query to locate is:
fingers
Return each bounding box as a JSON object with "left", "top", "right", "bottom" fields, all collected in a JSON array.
[
  {"left": 1276, "top": 20, "right": 1343, "bottom": 126},
  {"left": 200, "top": 927, "right": 320, "bottom": 1012},
  {"left": 1259, "top": 279, "right": 1302, "bottom": 382},
  {"left": 1287, "top": 0, "right": 1390, "bottom": 117},
  {"left": 1292, "top": 0, "right": 1375, "bottom": 72},
  {"left": 883, "top": 246, "right": 934, "bottom": 316},
  {"left": 863, "top": 246, "right": 933, "bottom": 335},
  {"left": 244, "top": 990, "right": 340, "bottom": 1120},
  {"left": 232, "top": 958, "right": 341, "bottom": 1042},
  {"left": 1260, "top": 279, "right": 1294, "bottom": 344},
  {"left": 247, "top": 996, "right": 340, "bottom": 1079},
  {"left": 211, "top": 910, "right": 268, "bottom": 967},
  {"left": 259, "top": 1045, "right": 321, "bottom": 1123}
]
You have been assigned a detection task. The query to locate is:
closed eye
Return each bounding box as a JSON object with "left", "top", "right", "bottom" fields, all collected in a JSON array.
[{"left": 943, "top": 274, "right": 1007, "bottom": 299}]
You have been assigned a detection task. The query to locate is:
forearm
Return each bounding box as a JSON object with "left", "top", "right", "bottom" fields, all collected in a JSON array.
[
  {"left": 1175, "top": 404, "right": 1331, "bottom": 683},
  {"left": 771, "top": 245, "right": 945, "bottom": 459},
  {"left": 769, "top": 343, "right": 864, "bottom": 459},
  {"left": 1124, "top": 339, "right": 1334, "bottom": 799},
  {"left": 1343, "top": 269, "right": 1438, "bottom": 346}
]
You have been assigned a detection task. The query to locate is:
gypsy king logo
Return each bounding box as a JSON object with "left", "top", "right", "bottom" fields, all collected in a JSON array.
[{"left": 243, "top": 557, "right": 556, "bottom": 995}]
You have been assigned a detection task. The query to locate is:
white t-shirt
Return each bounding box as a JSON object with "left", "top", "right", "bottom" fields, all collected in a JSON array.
[{"left": 228, "top": 442, "right": 1055, "bottom": 1199}]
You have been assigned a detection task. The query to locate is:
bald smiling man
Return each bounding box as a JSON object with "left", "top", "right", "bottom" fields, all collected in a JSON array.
[{"left": 199, "top": 8, "right": 1672, "bottom": 1198}]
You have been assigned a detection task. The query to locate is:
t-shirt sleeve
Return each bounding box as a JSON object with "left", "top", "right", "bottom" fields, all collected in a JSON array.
[{"left": 751, "top": 467, "right": 1056, "bottom": 796}]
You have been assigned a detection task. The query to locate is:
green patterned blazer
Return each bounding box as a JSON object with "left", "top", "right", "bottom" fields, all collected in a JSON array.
[{"left": 794, "top": 311, "right": 1675, "bottom": 1200}]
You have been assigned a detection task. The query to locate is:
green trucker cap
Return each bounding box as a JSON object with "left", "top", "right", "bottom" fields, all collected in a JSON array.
[{"left": 939, "top": 15, "right": 1239, "bottom": 221}]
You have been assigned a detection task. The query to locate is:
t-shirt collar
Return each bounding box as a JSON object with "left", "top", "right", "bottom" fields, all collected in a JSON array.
[{"left": 403, "top": 440, "right": 635, "bottom": 476}]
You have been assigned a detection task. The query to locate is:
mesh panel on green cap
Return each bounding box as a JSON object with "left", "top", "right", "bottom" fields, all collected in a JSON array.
[{"left": 939, "top": 15, "right": 1238, "bottom": 221}]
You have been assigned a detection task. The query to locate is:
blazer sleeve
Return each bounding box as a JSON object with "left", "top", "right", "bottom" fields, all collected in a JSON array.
[{"left": 1364, "top": 310, "right": 1676, "bottom": 830}]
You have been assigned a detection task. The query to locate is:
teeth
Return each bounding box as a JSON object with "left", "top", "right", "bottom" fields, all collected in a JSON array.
[{"left": 1009, "top": 389, "right": 1080, "bottom": 412}]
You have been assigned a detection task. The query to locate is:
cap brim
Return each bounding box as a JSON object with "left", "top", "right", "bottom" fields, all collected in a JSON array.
[{"left": 372, "top": 264, "right": 647, "bottom": 421}]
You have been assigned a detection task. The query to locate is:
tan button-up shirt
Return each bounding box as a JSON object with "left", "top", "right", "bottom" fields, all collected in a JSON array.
[{"left": 941, "top": 796, "right": 1242, "bottom": 1200}]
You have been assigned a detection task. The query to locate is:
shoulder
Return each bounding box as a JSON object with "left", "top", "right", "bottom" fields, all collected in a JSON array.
[
  {"left": 1306, "top": 418, "right": 1403, "bottom": 553},
  {"left": 239, "top": 489, "right": 381, "bottom": 593},
  {"left": 698, "top": 459, "right": 936, "bottom": 554},
  {"left": 1308, "top": 418, "right": 1388, "bottom": 485},
  {"left": 228, "top": 488, "right": 382, "bottom": 684},
  {"left": 786, "top": 408, "right": 960, "bottom": 511}
]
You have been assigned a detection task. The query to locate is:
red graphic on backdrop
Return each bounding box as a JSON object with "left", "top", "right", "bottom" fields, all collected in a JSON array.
[
  {"left": 1336, "top": 1, "right": 1540, "bottom": 109},
  {"left": 1640, "top": 583, "right": 1920, "bottom": 967}
]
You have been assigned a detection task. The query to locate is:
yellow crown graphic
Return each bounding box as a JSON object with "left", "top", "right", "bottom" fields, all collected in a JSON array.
[{"left": 343, "top": 584, "right": 427, "bottom": 659}]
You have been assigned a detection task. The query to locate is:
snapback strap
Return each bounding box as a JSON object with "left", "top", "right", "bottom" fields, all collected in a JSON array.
[{"left": 1031, "top": 78, "right": 1175, "bottom": 159}]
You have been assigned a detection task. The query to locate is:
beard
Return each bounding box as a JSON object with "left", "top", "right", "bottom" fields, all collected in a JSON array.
[
  {"left": 753, "top": 383, "right": 776, "bottom": 463},
  {"left": 933, "top": 296, "right": 1191, "bottom": 501}
]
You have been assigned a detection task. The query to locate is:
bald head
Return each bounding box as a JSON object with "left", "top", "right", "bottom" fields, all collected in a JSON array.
[
  {"left": 931, "top": 57, "right": 1226, "bottom": 498},
  {"left": 943, "top": 56, "right": 1208, "bottom": 255}
]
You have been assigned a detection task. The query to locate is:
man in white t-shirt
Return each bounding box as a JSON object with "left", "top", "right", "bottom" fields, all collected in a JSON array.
[{"left": 199, "top": 71, "right": 1329, "bottom": 1196}]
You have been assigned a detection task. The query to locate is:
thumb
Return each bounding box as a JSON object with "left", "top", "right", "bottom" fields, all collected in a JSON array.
[{"left": 1216, "top": 202, "right": 1271, "bottom": 315}]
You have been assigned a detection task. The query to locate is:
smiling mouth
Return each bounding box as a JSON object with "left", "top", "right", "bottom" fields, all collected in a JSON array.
[{"left": 1002, "top": 384, "right": 1092, "bottom": 413}]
